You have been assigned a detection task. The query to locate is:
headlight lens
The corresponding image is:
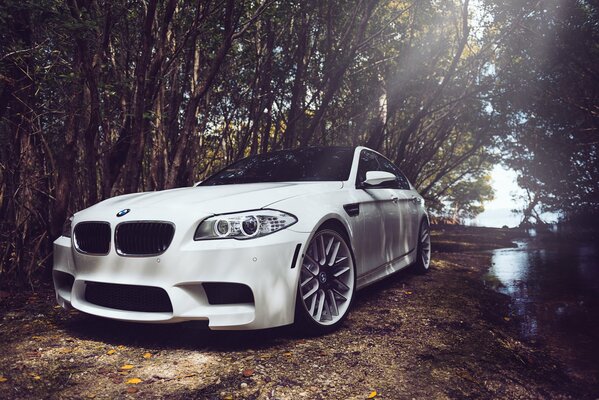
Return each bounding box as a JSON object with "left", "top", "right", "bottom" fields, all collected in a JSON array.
[
  {"left": 194, "top": 209, "right": 297, "bottom": 240},
  {"left": 62, "top": 216, "right": 73, "bottom": 238}
]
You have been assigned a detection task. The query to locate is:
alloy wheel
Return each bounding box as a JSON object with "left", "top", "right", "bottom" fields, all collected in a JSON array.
[{"left": 298, "top": 230, "right": 355, "bottom": 326}]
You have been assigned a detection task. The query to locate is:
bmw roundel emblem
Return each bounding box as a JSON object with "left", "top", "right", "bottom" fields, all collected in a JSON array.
[{"left": 116, "top": 208, "right": 131, "bottom": 217}]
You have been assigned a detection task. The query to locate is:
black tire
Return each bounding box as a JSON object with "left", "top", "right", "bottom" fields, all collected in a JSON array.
[
  {"left": 413, "top": 219, "right": 431, "bottom": 274},
  {"left": 294, "top": 228, "right": 356, "bottom": 335}
]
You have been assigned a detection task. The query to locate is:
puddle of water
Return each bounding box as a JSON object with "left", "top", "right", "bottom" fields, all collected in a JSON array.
[{"left": 485, "top": 239, "right": 599, "bottom": 370}]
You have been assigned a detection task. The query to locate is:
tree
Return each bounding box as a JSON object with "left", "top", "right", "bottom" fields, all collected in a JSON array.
[
  {"left": 486, "top": 0, "right": 599, "bottom": 225},
  {"left": 0, "top": 0, "right": 511, "bottom": 286}
]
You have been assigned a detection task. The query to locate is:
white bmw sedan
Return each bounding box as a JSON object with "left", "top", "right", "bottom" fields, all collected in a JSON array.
[{"left": 53, "top": 146, "right": 430, "bottom": 334}]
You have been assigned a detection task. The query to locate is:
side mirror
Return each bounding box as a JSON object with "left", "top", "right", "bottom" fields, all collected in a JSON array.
[
  {"left": 362, "top": 171, "right": 396, "bottom": 187},
  {"left": 194, "top": 181, "right": 203, "bottom": 187}
]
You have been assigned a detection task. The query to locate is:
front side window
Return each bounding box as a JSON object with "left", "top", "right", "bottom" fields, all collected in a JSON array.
[
  {"left": 356, "top": 149, "right": 411, "bottom": 190},
  {"left": 375, "top": 154, "right": 411, "bottom": 190}
]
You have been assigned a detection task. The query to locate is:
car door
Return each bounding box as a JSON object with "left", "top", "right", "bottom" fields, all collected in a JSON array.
[
  {"left": 375, "top": 154, "right": 419, "bottom": 255},
  {"left": 353, "top": 150, "right": 402, "bottom": 276}
]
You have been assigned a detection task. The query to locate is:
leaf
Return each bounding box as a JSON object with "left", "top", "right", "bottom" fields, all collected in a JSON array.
[
  {"left": 242, "top": 369, "right": 254, "bottom": 377},
  {"left": 0, "top": 377, "right": 8, "bottom": 383},
  {"left": 503, "top": 317, "right": 510, "bottom": 321},
  {"left": 143, "top": 352, "right": 152, "bottom": 359},
  {"left": 106, "top": 349, "right": 116, "bottom": 355},
  {"left": 125, "top": 378, "right": 142, "bottom": 384},
  {"left": 31, "top": 374, "right": 41, "bottom": 381},
  {"left": 367, "top": 390, "right": 377, "bottom": 398},
  {"left": 282, "top": 352, "right": 293, "bottom": 357},
  {"left": 120, "top": 364, "right": 134, "bottom": 371}
]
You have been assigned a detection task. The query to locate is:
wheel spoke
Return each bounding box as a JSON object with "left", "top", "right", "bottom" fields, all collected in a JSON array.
[
  {"left": 301, "top": 276, "right": 314, "bottom": 287},
  {"left": 333, "top": 256, "right": 348, "bottom": 266},
  {"left": 421, "top": 231, "right": 430, "bottom": 243},
  {"left": 333, "top": 266, "right": 350, "bottom": 278},
  {"left": 302, "top": 284, "right": 318, "bottom": 300},
  {"left": 328, "top": 241, "right": 341, "bottom": 266},
  {"left": 323, "top": 295, "right": 332, "bottom": 321},
  {"left": 319, "top": 235, "right": 326, "bottom": 265},
  {"left": 303, "top": 255, "right": 319, "bottom": 274},
  {"left": 315, "top": 290, "right": 325, "bottom": 320},
  {"left": 333, "top": 277, "right": 350, "bottom": 291},
  {"left": 325, "top": 236, "right": 334, "bottom": 257},
  {"left": 331, "top": 288, "right": 347, "bottom": 302},
  {"left": 327, "top": 289, "right": 339, "bottom": 316},
  {"left": 308, "top": 292, "right": 317, "bottom": 315}
]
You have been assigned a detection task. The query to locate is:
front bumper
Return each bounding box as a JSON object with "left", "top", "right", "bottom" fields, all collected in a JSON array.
[{"left": 53, "top": 229, "right": 309, "bottom": 330}]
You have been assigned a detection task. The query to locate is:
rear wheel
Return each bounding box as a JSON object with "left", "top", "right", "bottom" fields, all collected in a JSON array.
[
  {"left": 294, "top": 229, "right": 355, "bottom": 334},
  {"left": 413, "top": 219, "right": 431, "bottom": 274}
]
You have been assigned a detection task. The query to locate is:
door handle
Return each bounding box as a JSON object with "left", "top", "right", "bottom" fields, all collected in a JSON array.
[
  {"left": 411, "top": 196, "right": 421, "bottom": 204},
  {"left": 391, "top": 196, "right": 399, "bottom": 203}
]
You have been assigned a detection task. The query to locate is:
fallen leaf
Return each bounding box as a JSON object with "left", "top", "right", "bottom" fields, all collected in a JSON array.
[
  {"left": 106, "top": 349, "right": 116, "bottom": 355},
  {"left": 126, "top": 387, "right": 138, "bottom": 394},
  {"left": 176, "top": 373, "right": 197, "bottom": 379},
  {"left": 32, "top": 374, "right": 41, "bottom": 381},
  {"left": 143, "top": 352, "right": 152, "bottom": 359},
  {"left": 223, "top": 395, "right": 233, "bottom": 400},
  {"left": 367, "top": 390, "right": 377, "bottom": 398},
  {"left": 283, "top": 352, "right": 293, "bottom": 357},
  {"left": 0, "top": 377, "right": 8, "bottom": 383},
  {"left": 117, "top": 345, "right": 125, "bottom": 350},
  {"left": 120, "top": 364, "right": 135, "bottom": 371},
  {"left": 242, "top": 369, "right": 254, "bottom": 377},
  {"left": 503, "top": 317, "right": 511, "bottom": 321},
  {"left": 126, "top": 378, "right": 143, "bottom": 384}
]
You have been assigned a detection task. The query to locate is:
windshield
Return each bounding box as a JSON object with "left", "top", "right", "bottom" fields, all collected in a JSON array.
[{"left": 200, "top": 147, "right": 354, "bottom": 186}]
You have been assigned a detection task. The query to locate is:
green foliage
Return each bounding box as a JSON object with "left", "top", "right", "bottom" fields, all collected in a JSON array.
[
  {"left": 8, "top": 0, "right": 593, "bottom": 285},
  {"left": 487, "top": 0, "right": 599, "bottom": 224}
]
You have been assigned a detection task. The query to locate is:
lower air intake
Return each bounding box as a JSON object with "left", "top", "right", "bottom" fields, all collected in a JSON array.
[
  {"left": 85, "top": 282, "right": 173, "bottom": 313},
  {"left": 203, "top": 282, "right": 254, "bottom": 305}
]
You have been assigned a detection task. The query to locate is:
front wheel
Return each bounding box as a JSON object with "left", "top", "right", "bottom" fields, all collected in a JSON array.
[
  {"left": 294, "top": 229, "right": 356, "bottom": 335},
  {"left": 413, "top": 219, "right": 431, "bottom": 274}
]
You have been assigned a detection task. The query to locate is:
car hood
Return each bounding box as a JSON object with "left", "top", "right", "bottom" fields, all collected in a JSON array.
[{"left": 78, "top": 181, "right": 344, "bottom": 220}]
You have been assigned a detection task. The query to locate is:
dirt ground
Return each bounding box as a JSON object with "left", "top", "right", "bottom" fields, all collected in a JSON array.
[{"left": 0, "top": 226, "right": 596, "bottom": 399}]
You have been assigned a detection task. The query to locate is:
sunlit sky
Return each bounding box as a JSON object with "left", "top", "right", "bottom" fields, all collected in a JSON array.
[{"left": 471, "top": 165, "right": 526, "bottom": 228}]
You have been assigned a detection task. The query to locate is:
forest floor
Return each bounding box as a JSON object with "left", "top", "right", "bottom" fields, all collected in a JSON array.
[{"left": 0, "top": 226, "right": 597, "bottom": 399}]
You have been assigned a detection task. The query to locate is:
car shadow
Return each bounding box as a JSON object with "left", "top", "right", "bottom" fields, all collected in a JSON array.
[
  {"left": 56, "top": 313, "right": 297, "bottom": 352},
  {"left": 352, "top": 264, "right": 421, "bottom": 305}
]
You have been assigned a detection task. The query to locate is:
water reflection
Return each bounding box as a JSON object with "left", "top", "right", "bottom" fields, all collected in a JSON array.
[{"left": 486, "top": 238, "right": 599, "bottom": 369}]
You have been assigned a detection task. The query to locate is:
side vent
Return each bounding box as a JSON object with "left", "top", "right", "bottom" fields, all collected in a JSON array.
[
  {"left": 290, "top": 243, "right": 302, "bottom": 269},
  {"left": 343, "top": 203, "right": 360, "bottom": 217}
]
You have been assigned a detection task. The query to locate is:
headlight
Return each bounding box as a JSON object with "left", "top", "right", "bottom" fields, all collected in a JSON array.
[
  {"left": 194, "top": 209, "right": 297, "bottom": 240},
  {"left": 62, "top": 216, "right": 73, "bottom": 238}
]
